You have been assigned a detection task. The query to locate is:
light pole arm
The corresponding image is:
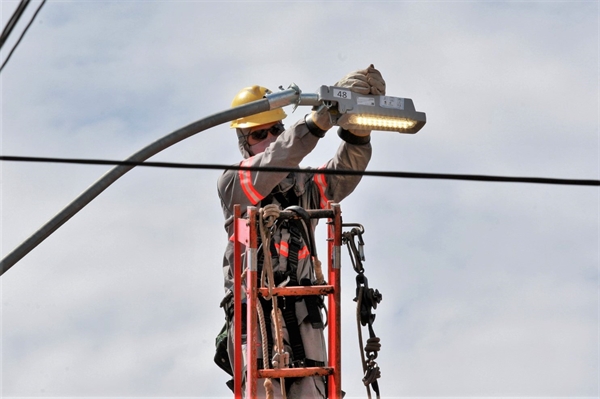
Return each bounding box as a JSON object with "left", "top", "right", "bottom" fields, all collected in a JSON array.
[{"left": 1, "top": 87, "right": 303, "bottom": 275}]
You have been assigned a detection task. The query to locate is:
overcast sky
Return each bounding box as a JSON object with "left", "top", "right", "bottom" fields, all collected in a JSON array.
[{"left": 0, "top": 1, "right": 598, "bottom": 398}]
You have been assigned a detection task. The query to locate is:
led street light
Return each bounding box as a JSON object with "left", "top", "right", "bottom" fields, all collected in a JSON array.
[{"left": 316, "top": 85, "right": 426, "bottom": 134}]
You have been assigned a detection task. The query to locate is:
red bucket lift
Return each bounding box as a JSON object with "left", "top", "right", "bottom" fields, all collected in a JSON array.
[{"left": 231, "top": 202, "right": 343, "bottom": 399}]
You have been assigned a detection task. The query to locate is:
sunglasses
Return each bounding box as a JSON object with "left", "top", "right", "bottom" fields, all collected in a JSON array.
[{"left": 243, "top": 123, "right": 284, "bottom": 142}]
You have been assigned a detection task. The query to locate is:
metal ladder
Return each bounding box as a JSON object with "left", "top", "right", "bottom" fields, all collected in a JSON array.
[{"left": 231, "top": 203, "right": 343, "bottom": 399}]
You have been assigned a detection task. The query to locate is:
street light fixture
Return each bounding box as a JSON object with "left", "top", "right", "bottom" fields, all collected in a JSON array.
[{"left": 313, "top": 85, "right": 427, "bottom": 134}]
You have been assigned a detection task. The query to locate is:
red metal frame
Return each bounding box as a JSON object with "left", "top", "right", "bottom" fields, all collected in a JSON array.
[
  {"left": 232, "top": 203, "right": 343, "bottom": 399},
  {"left": 328, "top": 203, "right": 342, "bottom": 398},
  {"left": 232, "top": 205, "right": 243, "bottom": 399}
]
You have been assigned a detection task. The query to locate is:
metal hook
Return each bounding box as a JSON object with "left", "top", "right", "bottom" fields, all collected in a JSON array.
[{"left": 281, "top": 83, "right": 301, "bottom": 113}]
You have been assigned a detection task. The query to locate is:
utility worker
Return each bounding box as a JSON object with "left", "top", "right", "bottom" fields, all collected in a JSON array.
[{"left": 216, "top": 65, "right": 386, "bottom": 398}]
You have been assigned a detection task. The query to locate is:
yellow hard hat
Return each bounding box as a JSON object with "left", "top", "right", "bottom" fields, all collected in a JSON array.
[{"left": 230, "top": 85, "right": 287, "bottom": 129}]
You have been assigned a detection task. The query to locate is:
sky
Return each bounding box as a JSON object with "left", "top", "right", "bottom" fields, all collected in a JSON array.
[{"left": 0, "top": 1, "right": 598, "bottom": 398}]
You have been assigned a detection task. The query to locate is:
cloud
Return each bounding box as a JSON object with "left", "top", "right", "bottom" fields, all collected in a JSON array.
[{"left": 1, "top": 1, "right": 597, "bottom": 398}]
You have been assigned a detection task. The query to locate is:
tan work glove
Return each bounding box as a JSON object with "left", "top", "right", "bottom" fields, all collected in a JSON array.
[
  {"left": 309, "top": 103, "right": 334, "bottom": 131},
  {"left": 309, "top": 65, "right": 387, "bottom": 134},
  {"left": 334, "top": 64, "right": 386, "bottom": 95},
  {"left": 336, "top": 64, "right": 386, "bottom": 136}
]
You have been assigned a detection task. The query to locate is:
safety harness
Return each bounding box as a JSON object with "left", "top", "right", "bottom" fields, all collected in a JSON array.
[
  {"left": 215, "top": 174, "right": 386, "bottom": 398},
  {"left": 216, "top": 180, "right": 326, "bottom": 395},
  {"left": 259, "top": 184, "right": 326, "bottom": 370}
]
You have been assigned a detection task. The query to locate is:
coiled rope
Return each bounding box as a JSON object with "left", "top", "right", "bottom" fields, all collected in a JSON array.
[{"left": 258, "top": 205, "right": 288, "bottom": 399}]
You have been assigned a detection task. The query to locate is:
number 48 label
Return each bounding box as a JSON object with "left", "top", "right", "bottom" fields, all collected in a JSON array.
[{"left": 333, "top": 89, "right": 351, "bottom": 100}]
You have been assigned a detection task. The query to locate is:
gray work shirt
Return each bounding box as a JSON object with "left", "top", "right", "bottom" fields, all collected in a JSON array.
[{"left": 217, "top": 118, "right": 372, "bottom": 295}]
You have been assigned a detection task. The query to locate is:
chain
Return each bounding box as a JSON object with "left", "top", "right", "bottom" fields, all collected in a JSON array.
[{"left": 342, "top": 224, "right": 383, "bottom": 399}]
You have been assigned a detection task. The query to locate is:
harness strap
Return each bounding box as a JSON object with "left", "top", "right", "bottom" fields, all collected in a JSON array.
[
  {"left": 256, "top": 242, "right": 275, "bottom": 367},
  {"left": 288, "top": 220, "right": 324, "bottom": 330},
  {"left": 300, "top": 278, "right": 325, "bottom": 329},
  {"left": 261, "top": 179, "right": 299, "bottom": 210},
  {"left": 254, "top": 196, "right": 325, "bottom": 369},
  {"left": 258, "top": 297, "right": 274, "bottom": 368},
  {"left": 282, "top": 224, "right": 306, "bottom": 363}
]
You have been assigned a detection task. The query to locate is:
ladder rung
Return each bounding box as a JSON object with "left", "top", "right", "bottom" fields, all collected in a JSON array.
[
  {"left": 258, "top": 285, "right": 335, "bottom": 297},
  {"left": 258, "top": 367, "right": 334, "bottom": 379}
]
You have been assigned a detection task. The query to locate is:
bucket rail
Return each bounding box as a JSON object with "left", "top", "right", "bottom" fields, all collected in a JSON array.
[{"left": 232, "top": 203, "right": 343, "bottom": 399}]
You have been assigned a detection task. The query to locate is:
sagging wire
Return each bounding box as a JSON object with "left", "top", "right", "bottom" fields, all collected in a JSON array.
[
  {"left": 1, "top": 155, "right": 598, "bottom": 187},
  {"left": 0, "top": 0, "right": 30, "bottom": 50},
  {"left": 0, "top": 0, "right": 47, "bottom": 73},
  {"left": 343, "top": 224, "right": 383, "bottom": 399}
]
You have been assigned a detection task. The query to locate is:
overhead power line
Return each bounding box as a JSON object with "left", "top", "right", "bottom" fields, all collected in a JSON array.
[
  {"left": 0, "top": 0, "right": 30, "bottom": 50},
  {"left": 2, "top": 96, "right": 597, "bottom": 277},
  {"left": 1, "top": 155, "right": 598, "bottom": 187},
  {"left": 0, "top": 0, "right": 46, "bottom": 73}
]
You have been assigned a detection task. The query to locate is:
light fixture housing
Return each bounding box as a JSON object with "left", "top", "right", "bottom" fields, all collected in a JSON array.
[{"left": 316, "top": 85, "right": 426, "bottom": 134}]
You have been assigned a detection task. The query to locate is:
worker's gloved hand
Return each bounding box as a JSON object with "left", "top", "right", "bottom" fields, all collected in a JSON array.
[
  {"left": 334, "top": 64, "right": 386, "bottom": 96},
  {"left": 310, "top": 104, "right": 334, "bottom": 131},
  {"left": 309, "top": 65, "right": 387, "bottom": 138},
  {"left": 336, "top": 64, "right": 386, "bottom": 137},
  {"left": 334, "top": 70, "right": 370, "bottom": 94}
]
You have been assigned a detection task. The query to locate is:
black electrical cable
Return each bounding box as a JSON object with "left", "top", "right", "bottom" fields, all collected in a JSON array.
[
  {"left": 0, "top": 0, "right": 46, "bottom": 73},
  {"left": 0, "top": 0, "right": 30, "bottom": 50},
  {"left": 1, "top": 155, "right": 598, "bottom": 187},
  {"left": 0, "top": 89, "right": 595, "bottom": 275}
]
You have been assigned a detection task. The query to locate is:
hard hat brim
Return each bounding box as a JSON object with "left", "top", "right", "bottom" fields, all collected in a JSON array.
[{"left": 230, "top": 108, "right": 287, "bottom": 129}]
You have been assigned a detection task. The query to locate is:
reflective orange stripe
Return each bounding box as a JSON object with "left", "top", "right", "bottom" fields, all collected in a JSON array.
[
  {"left": 275, "top": 242, "right": 289, "bottom": 257},
  {"left": 314, "top": 165, "right": 329, "bottom": 209},
  {"left": 297, "top": 246, "right": 310, "bottom": 260},
  {"left": 238, "top": 158, "right": 264, "bottom": 205},
  {"left": 275, "top": 242, "right": 309, "bottom": 259}
]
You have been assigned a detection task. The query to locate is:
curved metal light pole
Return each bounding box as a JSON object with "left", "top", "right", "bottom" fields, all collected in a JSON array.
[
  {"left": 1, "top": 84, "right": 426, "bottom": 275},
  {"left": 0, "top": 87, "right": 307, "bottom": 275}
]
